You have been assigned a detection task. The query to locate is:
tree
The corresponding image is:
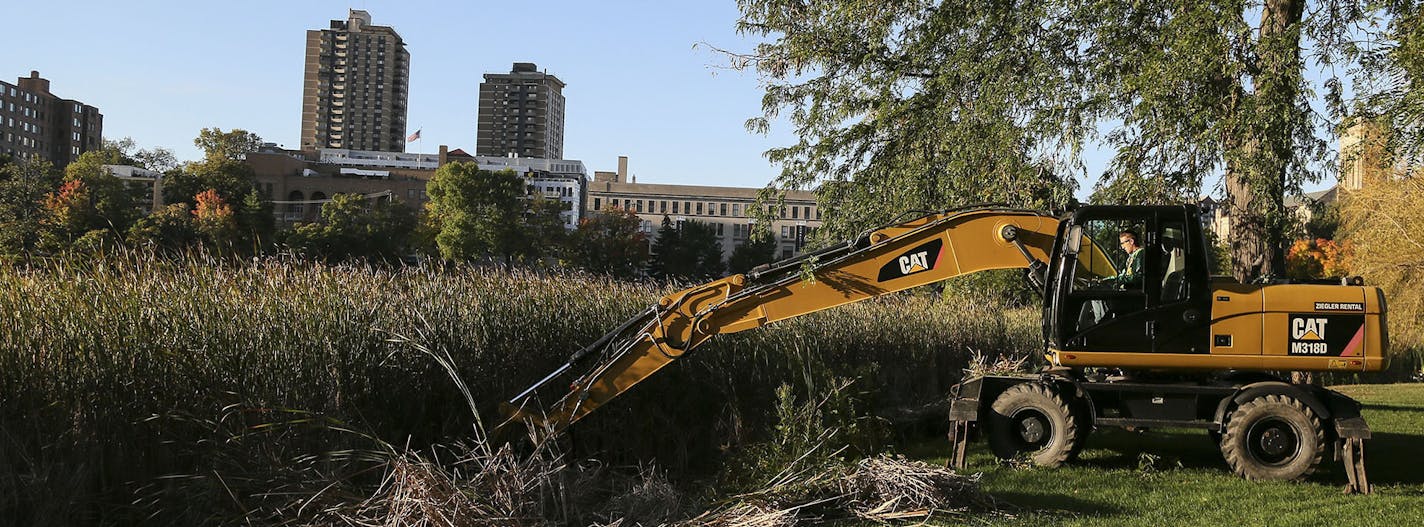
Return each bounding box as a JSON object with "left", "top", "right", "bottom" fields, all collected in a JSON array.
[
  {"left": 727, "top": 232, "right": 777, "bottom": 274},
  {"left": 0, "top": 156, "right": 60, "bottom": 255},
  {"left": 648, "top": 218, "right": 725, "bottom": 281},
  {"left": 164, "top": 157, "right": 258, "bottom": 207},
  {"left": 520, "top": 196, "right": 572, "bottom": 263},
  {"left": 194, "top": 128, "right": 264, "bottom": 161},
  {"left": 1285, "top": 237, "right": 1352, "bottom": 279},
  {"left": 126, "top": 203, "right": 201, "bottom": 251},
  {"left": 1354, "top": 2, "right": 1424, "bottom": 171},
  {"left": 164, "top": 130, "right": 268, "bottom": 252},
  {"left": 107, "top": 137, "right": 180, "bottom": 173},
  {"left": 425, "top": 163, "right": 527, "bottom": 264},
  {"left": 37, "top": 147, "right": 142, "bottom": 250},
  {"left": 234, "top": 190, "right": 276, "bottom": 254},
  {"left": 732, "top": 0, "right": 1374, "bottom": 282},
  {"left": 284, "top": 194, "right": 417, "bottom": 262},
  {"left": 193, "top": 189, "right": 239, "bottom": 250},
  {"left": 568, "top": 207, "right": 649, "bottom": 278}
]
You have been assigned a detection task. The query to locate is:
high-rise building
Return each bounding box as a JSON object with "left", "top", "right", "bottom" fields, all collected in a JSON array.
[
  {"left": 0, "top": 71, "right": 102, "bottom": 168},
  {"left": 301, "top": 10, "right": 410, "bottom": 152},
  {"left": 476, "top": 62, "right": 566, "bottom": 159}
]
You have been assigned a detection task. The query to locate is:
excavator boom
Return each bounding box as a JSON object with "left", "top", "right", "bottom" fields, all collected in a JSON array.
[{"left": 502, "top": 206, "right": 1070, "bottom": 434}]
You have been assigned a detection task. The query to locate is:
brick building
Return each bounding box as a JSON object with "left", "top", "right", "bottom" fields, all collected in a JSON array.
[{"left": 0, "top": 71, "right": 102, "bottom": 167}]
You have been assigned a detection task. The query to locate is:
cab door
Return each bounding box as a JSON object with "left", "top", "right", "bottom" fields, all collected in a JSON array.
[
  {"left": 1149, "top": 210, "right": 1212, "bottom": 354},
  {"left": 1056, "top": 212, "right": 1155, "bottom": 352}
]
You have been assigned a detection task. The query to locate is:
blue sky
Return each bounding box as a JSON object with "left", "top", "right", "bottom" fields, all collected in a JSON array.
[{"left": 6, "top": 0, "right": 1341, "bottom": 196}]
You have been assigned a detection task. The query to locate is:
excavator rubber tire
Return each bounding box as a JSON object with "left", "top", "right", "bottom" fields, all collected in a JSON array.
[
  {"left": 988, "top": 383, "right": 1079, "bottom": 467},
  {"left": 1220, "top": 394, "right": 1325, "bottom": 481}
]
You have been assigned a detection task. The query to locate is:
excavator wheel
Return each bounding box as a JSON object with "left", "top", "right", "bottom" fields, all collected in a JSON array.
[
  {"left": 1220, "top": 394, "right": 1325, "bottom": 481},
  {"left": 988, "top": 383, "right": 1079, "bottom": 467}
]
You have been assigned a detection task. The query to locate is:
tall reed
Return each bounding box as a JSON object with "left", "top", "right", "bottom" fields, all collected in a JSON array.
[{"left": 0, "top": 251, "right": 1037, "bottom": 524}]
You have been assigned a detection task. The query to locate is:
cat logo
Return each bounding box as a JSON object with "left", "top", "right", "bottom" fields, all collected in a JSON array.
[
  {"left": 1292, "top": 318, "right": 1327, "bottom": 341},
  {"left": 1289, "top": 317, "right": 1329, "bottom": 355},
  {"left": 899, "top": 251, "right": 931, "bottom": 275},
  {"left": 877, "top": 239, "right": 944, "bottom": 282}
]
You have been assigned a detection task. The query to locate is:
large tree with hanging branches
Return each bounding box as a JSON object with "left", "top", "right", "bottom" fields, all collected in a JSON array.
[{"left": 732, "top": 0, "right": 1399, "bottom": 282}]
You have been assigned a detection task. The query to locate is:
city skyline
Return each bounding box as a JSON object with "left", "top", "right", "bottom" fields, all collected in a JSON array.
[{"left": 3, "top": 1, "right": 796, "bottom": 187}]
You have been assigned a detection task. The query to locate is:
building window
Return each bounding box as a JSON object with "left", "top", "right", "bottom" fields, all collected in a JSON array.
[
  {"left": 781, "top": 225, "right": 790, "bottom": 238},
  {"left": 672, "top": 201, "right": 679, "bottom": 214},
  {"left": 660, "top": 200, "right": 667, "bottom": 213},
  {"left": 593, "top": 197, "right": 601, "bottom": 210},
  {"left": 716, "top": 223, "right": 725, "bottom": 236},
  {"left": 720, "top": 203, "right": 728, "bottom": 216},
  {"left": 791, "top": 207, "right": 798, "bottom": 219},
  {"left": 696, "top": 202, "right": 703, "bottom": 215},
  {"left": 732, "top": 203, "right": 741, "bottom": 217}
]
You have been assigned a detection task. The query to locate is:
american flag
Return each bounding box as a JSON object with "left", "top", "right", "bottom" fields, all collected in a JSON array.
[{"left": 406, "top": 129, "right": 421, "bottom": 142}]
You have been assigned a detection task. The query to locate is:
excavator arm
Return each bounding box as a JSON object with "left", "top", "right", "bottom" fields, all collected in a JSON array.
[{"left": 501, "top": 206, "right": 1070, "bottom": 435}]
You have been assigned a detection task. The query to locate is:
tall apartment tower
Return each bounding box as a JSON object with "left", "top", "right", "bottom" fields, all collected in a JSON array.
[
  {"left": 476, "top": 62, "right": 566, "bottom": 159},
  {"left": 301, "top": 10, "right": 410, "bottom": 152},
  {"left": 0, "top": 71, "right": 102, "bottom": 168}
]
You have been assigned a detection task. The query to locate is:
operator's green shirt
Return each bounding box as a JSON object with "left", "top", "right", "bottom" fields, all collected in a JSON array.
[{"left": 1106, "top": 248, "right": 1143, "bottom": 288}]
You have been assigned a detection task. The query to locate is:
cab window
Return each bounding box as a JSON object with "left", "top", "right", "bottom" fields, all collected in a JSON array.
[{"left": 1071, "top": 219, "right": 1145, "bottom": 292}]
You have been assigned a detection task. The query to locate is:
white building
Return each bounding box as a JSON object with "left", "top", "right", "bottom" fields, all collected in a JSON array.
[{"left": 104, "top": 164, "right": 163, "bottom": 215}]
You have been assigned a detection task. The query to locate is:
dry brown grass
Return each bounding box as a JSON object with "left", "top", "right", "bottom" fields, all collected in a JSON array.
[{"left": 686, "top": 454, "right": 994, "bottom": 526}]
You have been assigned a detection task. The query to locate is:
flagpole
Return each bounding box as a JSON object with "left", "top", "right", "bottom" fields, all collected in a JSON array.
[{"left": 407, "top": 126, "right": 423, "bottom": 163}]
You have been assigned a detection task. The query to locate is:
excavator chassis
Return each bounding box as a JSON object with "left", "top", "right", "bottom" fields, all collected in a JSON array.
[{"left": 947, "top": 373, "right": 1372, "bottom": 493}]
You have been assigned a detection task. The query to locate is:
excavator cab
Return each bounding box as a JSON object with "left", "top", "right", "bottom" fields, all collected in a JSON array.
[{"left": 1044, "top": 206, "right": 1213, "bottom": 355}]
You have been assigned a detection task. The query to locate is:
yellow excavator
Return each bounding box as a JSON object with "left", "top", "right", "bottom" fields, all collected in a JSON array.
[{"left": 503, "top": 204, "right": 1386, "bottom": 493}]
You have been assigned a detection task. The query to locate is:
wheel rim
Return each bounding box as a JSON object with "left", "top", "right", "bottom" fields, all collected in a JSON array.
[
  {"left": 1012, "top": 408, "right": 1052, "bottom": 449},
  {"left": 1246, "top": 417, "right": 1300, "bottom": 466}
]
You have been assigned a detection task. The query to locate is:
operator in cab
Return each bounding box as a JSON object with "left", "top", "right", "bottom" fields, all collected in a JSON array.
[{"left": 1101, "top": 229, "right": 1143, "bottom": 289}]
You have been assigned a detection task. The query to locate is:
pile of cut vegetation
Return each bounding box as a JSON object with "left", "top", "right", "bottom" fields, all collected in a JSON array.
[{"left": 682, "top": 455, "right": 995, "bottom": 526}]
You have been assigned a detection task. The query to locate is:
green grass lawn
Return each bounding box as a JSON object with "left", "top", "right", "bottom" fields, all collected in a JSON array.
[{"left": 909, "top": 384, "right": 1424, "bottom": 526}]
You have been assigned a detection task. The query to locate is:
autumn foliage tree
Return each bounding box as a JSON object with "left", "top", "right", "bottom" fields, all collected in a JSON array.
[
  {"left": 193, "top": 189, "right": 237, "bottom": 249},
  {"left": 1285, "top": 238, "right": 1353, "bottom": 279}
]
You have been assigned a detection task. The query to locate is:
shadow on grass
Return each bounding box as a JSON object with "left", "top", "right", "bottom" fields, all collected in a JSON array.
[
  {"left": 1074, "top": 428, "right": 1424, "bottom": 486},
  {"left": 1074, "top": 428, "right": 1224, "bottom": 470},
  {"left": 991, "top": 491, "right": 1125, "bottom": 518},
  {"left": 1361, "top": 403, "right": 1424, "bottom": 413},
  {"left": 1355, "top": 432, "right": 1424, "bottom": 485}
]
